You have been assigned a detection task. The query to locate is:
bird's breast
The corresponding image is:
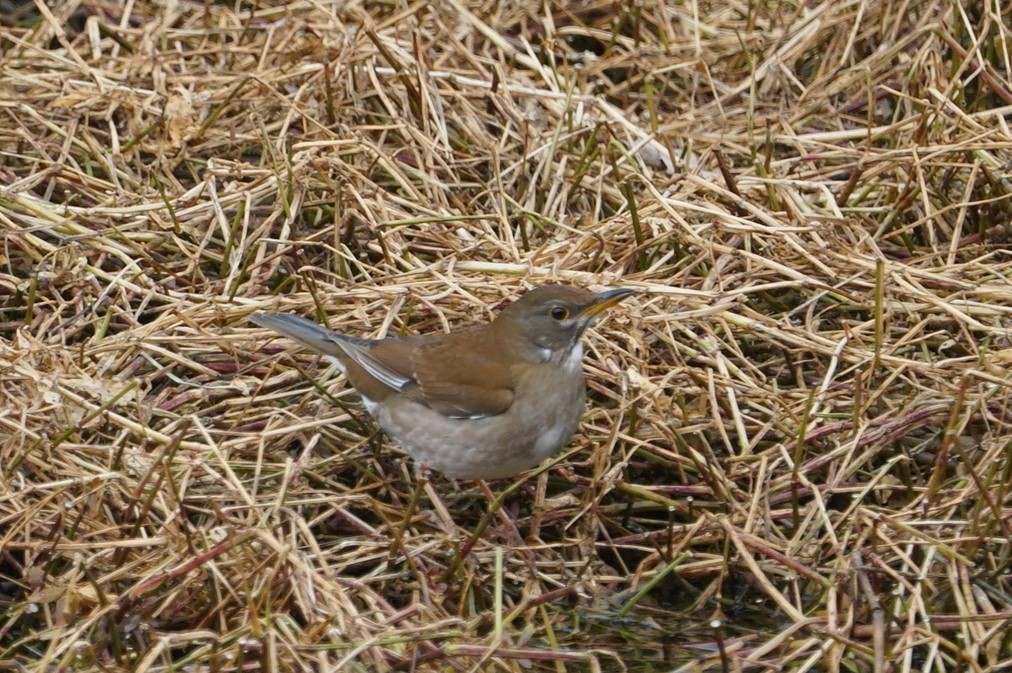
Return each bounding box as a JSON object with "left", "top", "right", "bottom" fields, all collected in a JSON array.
[{"left": 511, "top": 359, "right": 586, "bottom": 451}]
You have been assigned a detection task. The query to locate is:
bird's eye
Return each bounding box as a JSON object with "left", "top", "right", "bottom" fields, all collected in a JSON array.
[{"left": 549, "top": 306, "right": 569, "bottom": 321}]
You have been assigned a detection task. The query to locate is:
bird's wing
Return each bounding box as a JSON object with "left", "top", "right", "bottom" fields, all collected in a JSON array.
[
  {"left": 406, "top": 332, "right": 515, "bottom": 419},
  {"left": 253, "top": 313, "right": 515, "bottom": 417},
  {"left": 340, "top": 339, "right": 421, "bottom": 392}
]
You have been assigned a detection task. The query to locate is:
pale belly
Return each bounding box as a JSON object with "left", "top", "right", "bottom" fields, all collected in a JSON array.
[{"left": 375, "top": 367, "right": 586, "bottom": 480}]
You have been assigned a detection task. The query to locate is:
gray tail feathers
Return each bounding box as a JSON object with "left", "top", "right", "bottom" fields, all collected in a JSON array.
[{"left": 251, "top": 312, "right": 353, "bottom": 357}]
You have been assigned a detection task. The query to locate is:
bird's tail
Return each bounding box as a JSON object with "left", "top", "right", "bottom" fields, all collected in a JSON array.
[{"left": 250, "top": 312, "right": 357, "bottom": 357}]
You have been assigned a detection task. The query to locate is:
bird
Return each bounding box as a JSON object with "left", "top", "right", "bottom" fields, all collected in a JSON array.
[{"left": 251, "top": 284, "right": 635, "bottom": 480}]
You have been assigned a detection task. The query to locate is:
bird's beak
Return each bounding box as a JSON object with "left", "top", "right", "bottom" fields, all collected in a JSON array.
[{"left": 578, "top": 288, "right": 637, "bottom": 320}]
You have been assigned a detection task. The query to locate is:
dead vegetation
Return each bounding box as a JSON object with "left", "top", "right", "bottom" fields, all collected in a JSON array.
[{"left": 1, "top": 0, "right": 1011, "bottom": 671}]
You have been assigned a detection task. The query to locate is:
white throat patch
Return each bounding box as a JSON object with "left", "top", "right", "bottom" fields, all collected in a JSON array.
[{"left": 562, "top": 341, "right": 583, "bottom": 374}]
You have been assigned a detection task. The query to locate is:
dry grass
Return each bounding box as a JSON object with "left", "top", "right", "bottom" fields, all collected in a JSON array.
[{"left": 2, "top": 0, "right": 1011, "bottom": 671}]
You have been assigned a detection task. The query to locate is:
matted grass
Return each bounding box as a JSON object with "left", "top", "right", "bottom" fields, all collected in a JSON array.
[{"left": 1, "top": 0, "right": 1011, "bottom": 671}]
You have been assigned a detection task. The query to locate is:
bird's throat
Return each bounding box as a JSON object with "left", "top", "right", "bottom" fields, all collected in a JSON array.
[{"left": 560, "top": 341, "right": 583, "bottom": 374}]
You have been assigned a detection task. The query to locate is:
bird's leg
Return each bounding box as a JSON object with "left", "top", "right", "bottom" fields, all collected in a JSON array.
[
  {"left": 407, "top": 462, "right": 457, "bottom": 534},
  {"left": 423, "top": 484, "right": 457, "bottom": 536},
  {"left": 387, "top": 467, "right": 428, "bottom": 568},
  {"left": 477, "top": 480, "right": 526, "bottom": 548},
  {"left": 446, "top": 480, "right": 535, "bottom": 574}
]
